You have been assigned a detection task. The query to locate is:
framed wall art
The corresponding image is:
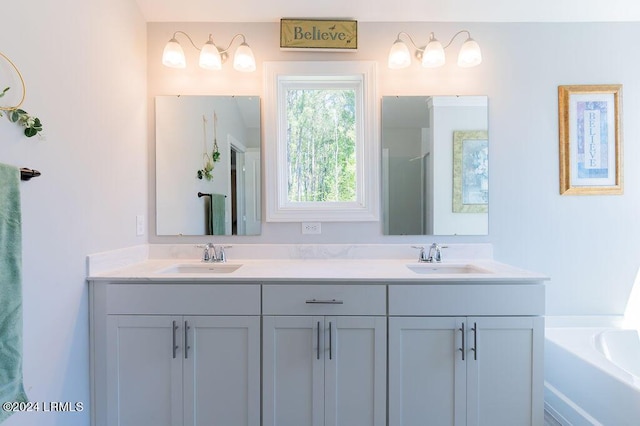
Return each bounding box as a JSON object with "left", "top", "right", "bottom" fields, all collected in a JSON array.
[
  {"left": 453, "top": 130, "right": 488, "bottom": 213},
  {"left": 280, "top": 19, "right": 357, "bottom": 51},
  {"left": 558, "top": 84, "right": 623, "bottom": 195}
]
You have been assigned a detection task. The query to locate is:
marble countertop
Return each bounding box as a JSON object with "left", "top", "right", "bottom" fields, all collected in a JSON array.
[{"left": 87, "top": 256, "right": 548, "bottom": 284}]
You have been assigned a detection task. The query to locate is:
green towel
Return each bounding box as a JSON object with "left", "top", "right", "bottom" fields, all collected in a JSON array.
[
  {"left": 211, "top": 193, "right": 226, "bottom": 235},
  {"left": 0, "top": 163, "right": 28, "bottom": 423}
]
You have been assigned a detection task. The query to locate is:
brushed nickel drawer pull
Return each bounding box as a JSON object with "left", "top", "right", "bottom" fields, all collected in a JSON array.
[{"left": 305, "top": 299, "right": 344, "bottom": 304}]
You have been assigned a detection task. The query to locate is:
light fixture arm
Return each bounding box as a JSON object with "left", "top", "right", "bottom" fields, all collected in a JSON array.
[
  {"left": 218, "top": 33, "right": 247, "bottom": 55},
  {"left": 171, "top": 31, "right": 202, "bottom": 51},
  {"left": 442, "top": 30, "right": 472, "bottom": 49},
  {"left": 399, "top": 29, "right": 474, "bottom": 51},
  {"left": 394, "top": 31, "right": 422, "bottom": 51}
]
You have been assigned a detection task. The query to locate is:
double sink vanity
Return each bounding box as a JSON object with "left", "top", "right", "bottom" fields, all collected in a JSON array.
[{"left": 88, "top": 243, "right": 546, "bottom": 426}]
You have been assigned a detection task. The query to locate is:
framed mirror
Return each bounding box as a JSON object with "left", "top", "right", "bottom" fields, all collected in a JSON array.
[
  {"left": 382, "top": 96, "right": 488, "bottom": 235},
  {"left": 155, "top": 95, "right": 261, "bottom": 236}
]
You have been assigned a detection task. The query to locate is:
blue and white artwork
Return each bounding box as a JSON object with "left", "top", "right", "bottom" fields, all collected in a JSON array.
[
  {"left": 576, "top": 101, "right": 609, "bottom": 179},
  {"left": 461, "top": 139, "right": 488, "bottom": 204}
]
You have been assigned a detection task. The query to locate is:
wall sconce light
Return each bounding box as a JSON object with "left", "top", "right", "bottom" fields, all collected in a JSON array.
[
  {"left": 162, "top": 31, "right": 256, "bottom": 72},
  {"left": 388, "top": 30, "right": 482, "bottom": 70}
]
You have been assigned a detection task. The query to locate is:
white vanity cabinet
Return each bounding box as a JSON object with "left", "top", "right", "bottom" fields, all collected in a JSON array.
[
  {"left": 90, "top": 283, "right": 261, "bottom": 426},
  {"left": 262, "top": 284, "right": 387, "bottom": 426},
  {"left": 89, "top": 256, "right": 546, "bottom": 426},
  {"left": 388, "top": 284, "right": 545, "bottom": 426}
]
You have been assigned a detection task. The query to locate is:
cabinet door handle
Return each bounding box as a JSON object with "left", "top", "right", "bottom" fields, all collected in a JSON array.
[
  {"left": 306, "top": 299, "right": 344, "bottom": 304},
  {"left": 317, "top": 321, "right": 321, "bottom": 360},
  {"left": 471, "top": 322, "right": 477, "bottom": 361},
  {"left": 172, "top": 320, "right": 179, "bottom": 359},
  {"left": 458, "top": 322, "right": 465, "bottom": 361},
  {"left": 184, "top": 320, "right": 190, "bottom": 359},
  {"left": 329, "top": 321, "right": 333, "bottom": 360}
]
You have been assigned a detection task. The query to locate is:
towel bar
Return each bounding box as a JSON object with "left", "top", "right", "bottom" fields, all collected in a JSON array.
[
  {"left": 20, "top": 168, "right": 41, "bottom": 181},
  {"left": 198, "top": 192, "right": 226, "bottom": 198}
]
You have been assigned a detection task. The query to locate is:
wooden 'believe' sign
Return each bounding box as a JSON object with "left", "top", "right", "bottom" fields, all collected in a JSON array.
[{"left": 280, "top": 19, "right": 357, "bottom": 51}]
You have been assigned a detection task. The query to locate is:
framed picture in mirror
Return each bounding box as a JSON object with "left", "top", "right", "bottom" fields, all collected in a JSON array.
[{"left": 453, "top": 130, "right": 488, "bottom": 213}]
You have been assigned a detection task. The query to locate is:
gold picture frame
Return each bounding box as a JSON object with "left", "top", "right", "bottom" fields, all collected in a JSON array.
[
  {"left": 558, "top": 84, "right": 623, "bottom": 195},
  {"left": 453, "top": 130, "right": 488, "bottom": 213},
  {"left": 280, "top": 19, "right": 357, "bottom": 50}
]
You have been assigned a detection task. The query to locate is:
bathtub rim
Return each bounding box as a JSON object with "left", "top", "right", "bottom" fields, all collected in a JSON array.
[{"left": 545, "top": 316, "right": 640, "bottom": 425}]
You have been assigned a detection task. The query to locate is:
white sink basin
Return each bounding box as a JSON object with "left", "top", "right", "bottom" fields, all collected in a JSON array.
[
  {"left": 158, "top": 263, "right": 243, "bottom": 274},
  {"left": 406, "top": 263, "right": 490, "bottom": 275}
]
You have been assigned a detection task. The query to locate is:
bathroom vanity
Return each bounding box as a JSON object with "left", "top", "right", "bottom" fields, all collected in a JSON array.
[{"left": 87, "top": 245, "right": 547, "bottom": 426}]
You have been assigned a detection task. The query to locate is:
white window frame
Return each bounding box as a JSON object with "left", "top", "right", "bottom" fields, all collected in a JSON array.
[{"left": 264, "top": 61, "right": 380, "bottom": 222}]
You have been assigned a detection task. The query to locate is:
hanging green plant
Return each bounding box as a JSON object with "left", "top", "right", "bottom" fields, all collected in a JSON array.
[
  {"left": 2, "top": 101, "right": 43, "bottom": 138},
  {"left": 196, "top": 112, "right": 221, "bottom": 180},
  {"left": 0, "top": 52, "right": 44, "bottom": 138},
  {"left": 197, "top": 153, "right": 215, "bottom": 180}
]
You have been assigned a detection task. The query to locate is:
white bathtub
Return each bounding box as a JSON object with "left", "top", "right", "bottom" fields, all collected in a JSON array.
[{"left": 545, "top": 327, "right": 640, "bottom": 425}]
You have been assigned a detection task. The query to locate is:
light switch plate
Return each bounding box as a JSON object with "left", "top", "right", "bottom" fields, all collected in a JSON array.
[{"left": 136, "top": 215, "right": 145, "bottom": 236}]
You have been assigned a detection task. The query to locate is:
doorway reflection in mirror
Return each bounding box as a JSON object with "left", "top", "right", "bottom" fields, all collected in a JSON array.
[{"left": 156, "top": 96, "right": 261, "bottom": 236}]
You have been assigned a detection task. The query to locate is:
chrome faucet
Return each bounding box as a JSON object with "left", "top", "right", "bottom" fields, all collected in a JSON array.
[
  {"left": 412, "top": 243, "right": 445, "bottom": 263},
  {"left": 200, "top": 243, "right": 230, "bottom": 263}
]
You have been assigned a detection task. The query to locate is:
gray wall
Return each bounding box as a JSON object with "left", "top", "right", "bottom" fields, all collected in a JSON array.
[{"left": 149, "top": 22, "right": 640, "bottom": 316}]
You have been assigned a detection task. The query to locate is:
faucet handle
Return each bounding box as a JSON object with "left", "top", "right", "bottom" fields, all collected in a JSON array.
[
  {"left": 196, "top": 243, "right": 216, "bottom": 262},
  {"left": 411, "top": 246, "right": 429, "bottom": 262},
  {"left": 199, "top": 244, "right": 212, "bottom": 262},
  {"left": 217, "top": 245, "right": 232, "bottom": 263}
]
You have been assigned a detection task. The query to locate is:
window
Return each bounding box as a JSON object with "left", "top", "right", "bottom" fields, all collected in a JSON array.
[{"left": 264, "top": 61, "right": 379, "bottom": 222}]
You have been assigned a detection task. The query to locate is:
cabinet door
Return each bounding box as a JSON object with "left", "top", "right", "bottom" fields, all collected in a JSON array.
[
  {"left": 183, "top": 316, "right": 261, "bottom": 426},
  {"left": 324, "top": 316, "right": 387, "bottom": 426},
  {"left": 106, "top": 315, "right": 182, "bottom": 426},
  {"left": 263, "top": 316, "right": 325, "bottom": 426},
  {"left": 466, "top": 316, "right": 544, "bottom": 426},
  {"left": 389, "top": 317, "right": 466, "bottom": 426}
]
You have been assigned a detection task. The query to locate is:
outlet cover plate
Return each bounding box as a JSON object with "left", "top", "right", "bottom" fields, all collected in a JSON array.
[{"left": 302, "top": 222, "right": 321, "bottom": 235}]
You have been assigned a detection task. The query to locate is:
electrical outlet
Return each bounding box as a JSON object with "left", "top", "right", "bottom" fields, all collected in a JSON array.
[
  {"left": 302, "top": 222, "right": 321, "bottom": 235},
  {"left": 136, "top": 215, "right": 145, "bottom": 236}
]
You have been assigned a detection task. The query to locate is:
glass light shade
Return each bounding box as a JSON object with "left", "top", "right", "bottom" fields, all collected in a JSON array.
[
  {"left": 162, "top": 38, "right": 186, "bottom": 68},
  {"left": 388, "top": 39, "right": 411, "bottom": 69},
  {"left": 199, "top": 40, "right": 222, "bottom": 70},
  {"left": 233, "top": 42, "right": 256, "bottom": 72},
  {"left": 421, "top": 39, "right": 445, "bottom": 68},
  {"left": 457, "top": 38, "right": 482, "bottom": 67}
]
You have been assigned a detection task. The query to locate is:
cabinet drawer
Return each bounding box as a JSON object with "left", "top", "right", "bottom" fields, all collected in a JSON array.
[
  {"left": 106, "top": 283, "right": 261, "bottom": 315},
  {"left": 389, "top": 284, "right": 545, "bottom": 316},
  {"left": 262, "top": 284, "right": 386, "bottom": 315}
]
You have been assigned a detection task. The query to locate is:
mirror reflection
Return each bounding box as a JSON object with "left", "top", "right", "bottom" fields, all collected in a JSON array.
[
  {"left": 156, "top": 96, "right": 261, "bottom": 236},
  {"left": 382, "top": 96, "right": 488, "bottom": 236}
]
